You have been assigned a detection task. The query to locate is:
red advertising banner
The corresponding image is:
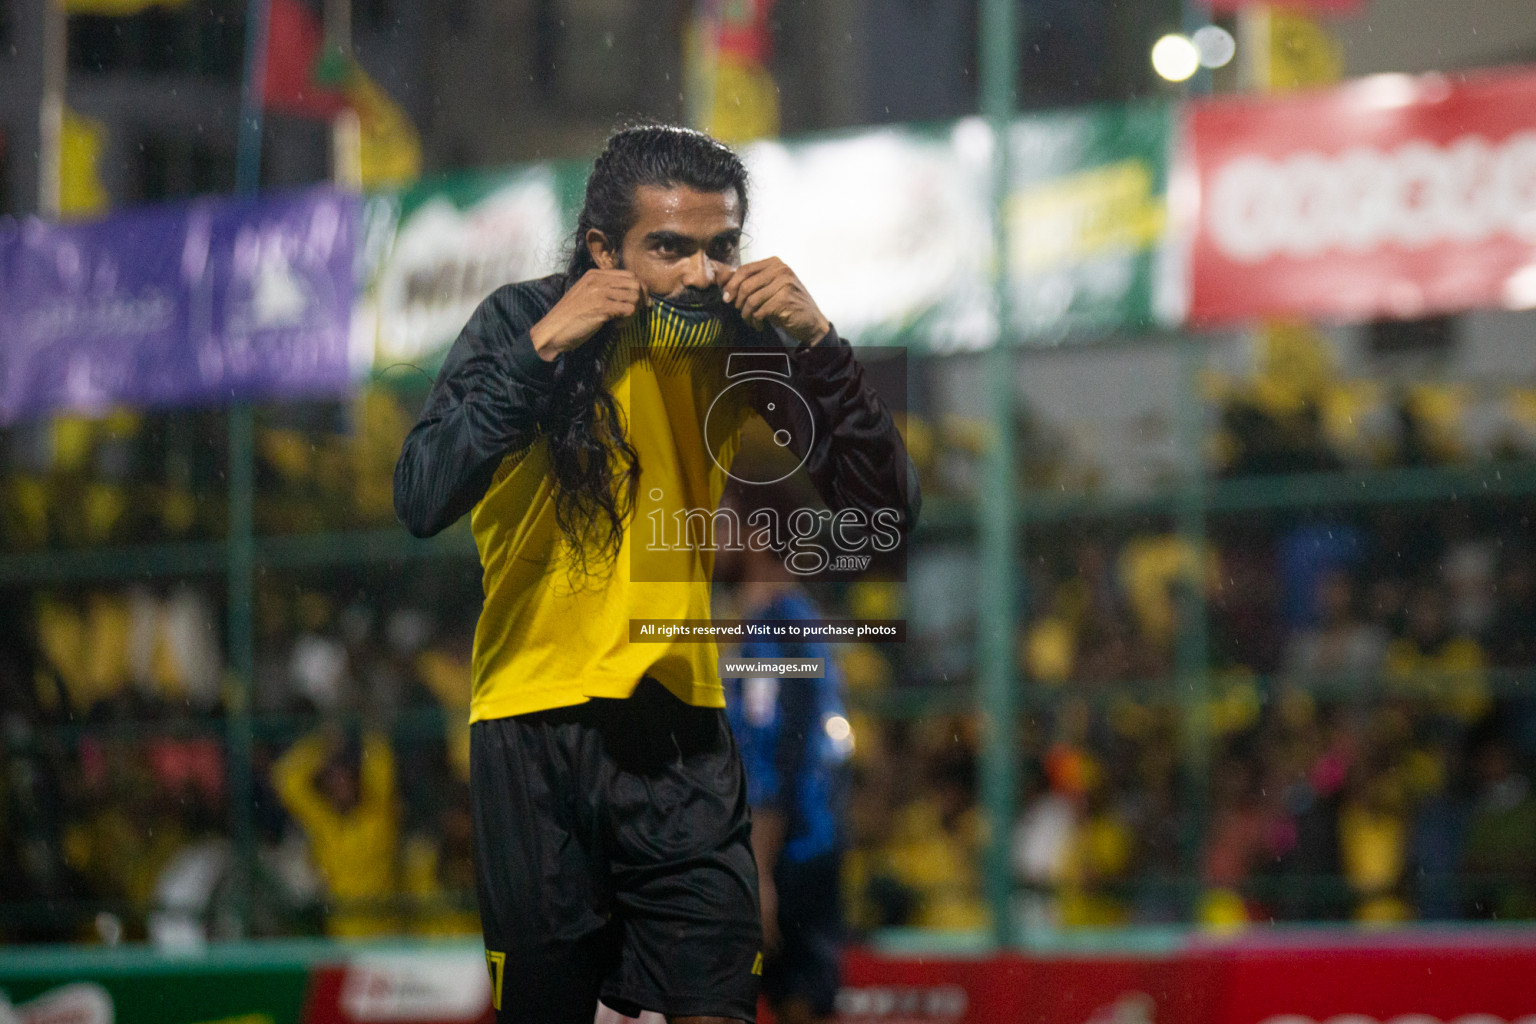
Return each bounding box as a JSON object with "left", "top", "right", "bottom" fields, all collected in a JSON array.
[
  {"left": 1185, "top": 67, "right": 1536, "bottom": 325},
  {"left": 1208, "top": 932, "right": 1536, "bottom": 1024},
  {"left": 835, "top": 932, "right": 1536, "bottom": 1024},
  {"left": 836, "top": 948, "right": 1219, "bottom": 1024}
]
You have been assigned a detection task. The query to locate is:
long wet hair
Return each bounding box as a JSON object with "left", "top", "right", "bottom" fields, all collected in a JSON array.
[{"left": 546, "top": 124, "right": 749, "bottom": 578}]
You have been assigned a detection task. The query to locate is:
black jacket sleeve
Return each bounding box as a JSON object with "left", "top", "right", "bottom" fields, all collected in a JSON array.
[
  {"left": 762, "top": 327, "right": 922, "bottom": 537},
  {"left": 392, "top": 276, "right": 564, "bottom": 538}
]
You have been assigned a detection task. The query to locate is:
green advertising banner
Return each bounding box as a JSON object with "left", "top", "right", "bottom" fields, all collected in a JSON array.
[
  {"left": 354, "top": 106, "right": 1176, "bottom": 375},
  {"left": 739, "top": 122, "right": 994, "bottom": 352},
  {"left": 0, "top": 953, "right": 312, "bottom": 1024},
  {"left": 1007, "top": 101, "right": 1175, "bottom": 342},
  {"left": 0, "top": 941, "right": 497, "bottom": 1024},
  {"left": 357, "top": 164, "right": 580, "bottom": 381}
]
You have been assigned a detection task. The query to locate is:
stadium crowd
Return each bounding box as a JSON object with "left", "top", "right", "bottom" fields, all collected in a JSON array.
[
  {"left": 847, "top": 318, "right": 1536, "bottom": 930},
  {"left": 842, "top": 508, "right": 1536, "bottom": 931},
  {"left": 6, "top": 512, "right": 1534, "bottom": 944},
  {"left": 2, "top": 342, "right": 1535, "bottom": 943},
  {"left": 0, "top": 574, "right": 483, "bottom": 943}
]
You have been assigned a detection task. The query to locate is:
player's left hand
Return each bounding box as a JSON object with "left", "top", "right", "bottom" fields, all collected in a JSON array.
[{"left": 719, "top": 257, "right": 831, "bottom": 346}]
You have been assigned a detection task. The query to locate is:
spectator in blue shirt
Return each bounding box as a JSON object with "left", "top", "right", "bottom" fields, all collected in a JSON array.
[{"left": 720, "top": 532, "right": 852, "bottom": 1024}]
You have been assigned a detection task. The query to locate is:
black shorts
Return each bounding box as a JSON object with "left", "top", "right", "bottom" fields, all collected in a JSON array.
[
  {"left": 763, "top": 852, "right": 843, "bottom": 1017},
  {"left": 471, "top": 679, "right": 762, "bottom": 1024}
]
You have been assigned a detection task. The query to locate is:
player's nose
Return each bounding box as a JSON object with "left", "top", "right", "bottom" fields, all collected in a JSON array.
[{"left": 681, "top": 250, "right": 716, "bottom": 289}]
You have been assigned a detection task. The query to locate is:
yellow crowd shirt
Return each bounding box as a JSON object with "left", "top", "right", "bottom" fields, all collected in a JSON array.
[{"left": 272, "top": 733, "right": 400, "bottom": 938}]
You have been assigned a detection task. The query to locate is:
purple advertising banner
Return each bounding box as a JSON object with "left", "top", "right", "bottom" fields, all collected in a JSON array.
[{"left": 0, "top": 187, "right": 357, "bottom": 424}]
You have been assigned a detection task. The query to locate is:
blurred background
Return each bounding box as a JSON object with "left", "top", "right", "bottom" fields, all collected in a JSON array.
[{"left": 5, "top": 0, "right": 1536, "bottom": 1020}]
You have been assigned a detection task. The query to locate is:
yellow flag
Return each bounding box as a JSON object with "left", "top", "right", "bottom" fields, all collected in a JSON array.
[
  {"left": 64, "top": 0, "right": 188, "bottom": 13},
  {"left": 1261, "top": 7, "right": 1343, "bottom": 91},
  {"left": 60, "top": 109, "right": 109, "bottom": 219},
  {"left": 685, "top": 0, "right": 780, "bottom": 144},
  {"left": 345, "top": 72, "right": 422, "bottom": 189},
  {"left": 702, "top": 56, "right": 780, "bottom": 145}
]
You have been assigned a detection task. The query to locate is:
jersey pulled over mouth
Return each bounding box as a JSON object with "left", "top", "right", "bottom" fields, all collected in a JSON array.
[{"left": 659, "top": 287, "right": 726, "bottom": 312}]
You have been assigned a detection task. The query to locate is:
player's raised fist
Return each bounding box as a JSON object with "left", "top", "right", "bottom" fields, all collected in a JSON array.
[
  {"left": 529, "top": 268, "right": 648, "bottom": 360},
  {"left": 719, "top": 257, "right": 831, "bottom": 346}
]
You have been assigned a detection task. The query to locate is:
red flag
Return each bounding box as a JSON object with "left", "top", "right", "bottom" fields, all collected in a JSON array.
[
  {"left": 263, "top": 0, "right": 346, "bottom": 118},
  {"left": 715, "top": 0, "right": 775, "bottom": 64}
]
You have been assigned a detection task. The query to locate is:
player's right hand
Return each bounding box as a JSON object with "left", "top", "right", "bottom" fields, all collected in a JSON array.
[{"left": 529, "top": 269, "right": 648, "bottom": 360}]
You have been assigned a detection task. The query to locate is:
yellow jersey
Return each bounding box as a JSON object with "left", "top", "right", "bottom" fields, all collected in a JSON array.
[
  {"left": 466, "top": 304, "right": 746, "bottom": 721},
  {"left": 394, "top": 274, "right": 917, "bottom": 724}
]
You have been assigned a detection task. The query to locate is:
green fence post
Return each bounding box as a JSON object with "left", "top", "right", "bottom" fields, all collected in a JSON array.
[
  {"left": 978, "top": 0, "right": 1020, "bottom": 949},
  {"left": 226, "top": 0, "right": 270, "bottom": 937},
  {"left": 1177, "top": 0, "right": 1213, "bottom": 925},
  {"left": 1174, "top": 337, "right": 1211, "bottom": 921},
  {"left": 226, "top": 404, "right": 257, "bottom": 937}
]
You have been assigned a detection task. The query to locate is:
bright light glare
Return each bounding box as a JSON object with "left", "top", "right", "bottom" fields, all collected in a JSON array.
[
  {"left": 824, "top": 713, "right": 855, "bottom": 756},
  {"left": 951, "top": 116, "right": 993, "bottom": 166},
  {"left": 1503, "top": 265, "right": 1536, "bottom": 310},
  {"left": 1193, "top": 25, "right": 1236, "bottom": 69},
  {"left": 1152, "top": 34, "right": 1201, "bottom": 83},
  {"left": 1352, "top": 73, "right": 1421, "bottom": 110}
]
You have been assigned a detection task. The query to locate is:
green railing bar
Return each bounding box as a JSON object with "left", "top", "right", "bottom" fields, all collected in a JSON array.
[
  {"left": 0, "top": 540, "right": 228, "bottom": 585},
  {"left": 1013, "top": 925, "right": 1188, "bottom": 956},
  {"left": 0, "top": 937, "right": 484, "bottom": 978},
  {"left": 16, "top": 664, "right": 1531, "bottom": 750},
  {"left": 253, "top": 524, "right": 476, "bottom": 569},
  {"left": 920, "top": 460, "right": 1536, "bottom": 529},
  {"left": 1022, "top": 461, "right": 1536, "bottom": 523},
  {"left": 1205, "top": 462, "right": 1536, "bottom": 513},
  {"left": 9, "top": 923, "right": 1536, "bottom": 975},
  {"left": 848, "top": 684, "right": 977, "bottom": 719},
  {"left": 14, "top": 705, "right": 460, "bottom": 744},
  {"left": 0, "top": 527, "right": 476, "bottom": 586}
]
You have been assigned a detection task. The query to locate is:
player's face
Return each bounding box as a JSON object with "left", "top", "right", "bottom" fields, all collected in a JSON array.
[{"left": 593, "top": 185, "right": 743, "bottom": 303}]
